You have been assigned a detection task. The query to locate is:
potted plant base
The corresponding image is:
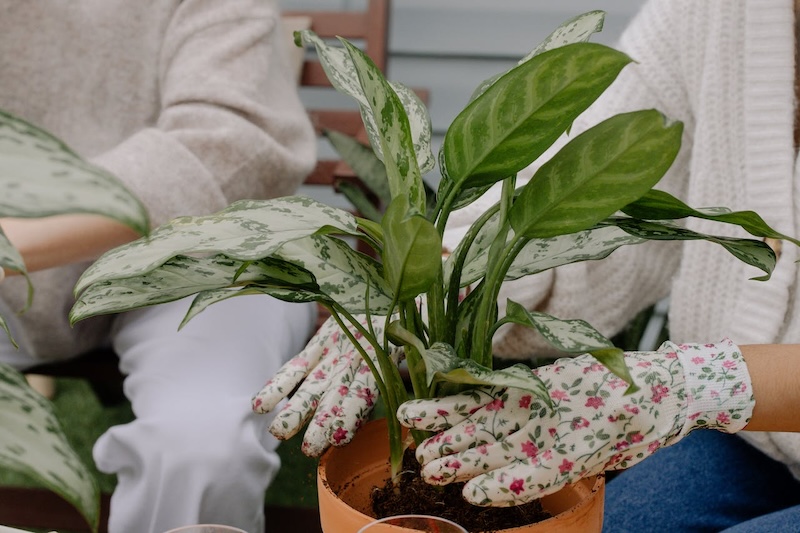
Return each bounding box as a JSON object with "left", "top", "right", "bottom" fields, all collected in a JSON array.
[{"left": 317, "top": 420, "right": 605, "bottom": 532}]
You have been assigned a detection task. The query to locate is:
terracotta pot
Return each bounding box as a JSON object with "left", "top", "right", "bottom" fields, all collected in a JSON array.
[{"left": 317, "top": 419, "right": 605, "bottom": 533}]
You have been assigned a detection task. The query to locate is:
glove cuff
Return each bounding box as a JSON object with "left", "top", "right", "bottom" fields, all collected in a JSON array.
[{"left": 669, "top": 338, "right": 754, "bottom": 443}]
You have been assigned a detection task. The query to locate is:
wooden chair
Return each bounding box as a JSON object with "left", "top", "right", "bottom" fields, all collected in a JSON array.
[{"left": 0, "top": 1, "right": 392, "bottom": 531}]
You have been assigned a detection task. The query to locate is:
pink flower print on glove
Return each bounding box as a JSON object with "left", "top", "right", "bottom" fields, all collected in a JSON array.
[
  {"left": 397, "top": 339, "right": 754, "bottom": 507},
  {"left": 252, "top": 313, "right": 392, "bottom": 457}
]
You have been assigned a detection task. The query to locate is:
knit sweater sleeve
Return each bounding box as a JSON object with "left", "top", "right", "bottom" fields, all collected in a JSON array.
[
  {"left": 479, "top": 0, "right": 699, "bottom": 358},
  {"left": 90, "top": 0, "right": 316, "bottom": 227}
]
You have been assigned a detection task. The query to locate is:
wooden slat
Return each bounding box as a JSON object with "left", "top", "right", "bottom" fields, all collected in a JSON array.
[
  {"left": 308, "top": 109, "right": 365, "bottom": 136},
  {"left": 283, "top": 10, "right": 368, "bottom": 39}
]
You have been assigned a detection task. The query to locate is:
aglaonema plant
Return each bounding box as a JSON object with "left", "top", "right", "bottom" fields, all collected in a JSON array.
[
  {"left": 70, "top": 10, "right": 797, "bottom": 491},
  {"left": 0, "top": 110, "right": 149, "bottom": 532}
]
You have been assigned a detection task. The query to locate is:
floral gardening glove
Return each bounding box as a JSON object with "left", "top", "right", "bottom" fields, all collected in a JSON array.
[
  {"left": 252, "top": 313, "right": 394, "bottom": 457},
  {"left": 397, "top": 339, "right": 754, "bottom": 506}
]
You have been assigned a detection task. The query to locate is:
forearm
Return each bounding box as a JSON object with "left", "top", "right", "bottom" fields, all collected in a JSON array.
[
  {"left": 741, "top": 344, "right": 800, "bottom": 432},
  {"left": 1, "top": 215, "right": 140, "bottom": 274}
]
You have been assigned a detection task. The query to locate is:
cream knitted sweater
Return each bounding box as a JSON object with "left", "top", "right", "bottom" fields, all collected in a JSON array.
[
  {"left": 0, "top": 0, "right": 316, "bottom": 360},
  {"left": 445, "top": 0, "right": 800, "bottom": 479}
]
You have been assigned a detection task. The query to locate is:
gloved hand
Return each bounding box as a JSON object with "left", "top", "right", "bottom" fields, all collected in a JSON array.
[
  {"left": 252, "top": 313, "right": 394, "bottom": 457},
  {"left": 397, "top": 339, "right": 754, "bottom": 506}
]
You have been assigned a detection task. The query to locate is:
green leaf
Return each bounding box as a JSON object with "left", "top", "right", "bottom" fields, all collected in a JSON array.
[
  {"left": 0, "top": 363, "right": 100, "bottom": 531},
  {"left": 340, "top": 39, "right": 426, "bottom": 212},
  {"left": 391, "top": 82, "right": 435, "bottom": 175},
  {"left": 450, "top": 212, "right": 637, "bottom": 288},
  {"left": 503, "top": 300, "right": 615, "bottom": 352},
  {"left": 336, "top": 180, "right": 383, "bottom": 222},
  {"left": 503, "top": 301, "right": 637, "bottom": 391},
  {"left": 510, "top": 109, "right": 683, "bottom": 238},
  {"left": 442, "top": 42, "right": 633, "bottom": 190},
  {"left": 622, "top": 189, "right": 800, "bottom": 247},
  {"left": 608, "top": 217, "right": 777, "bottom": 281},
  {"left": 0, "top": 231, "right": 26, "bottom": 275},
  {"left": 381, "top": 196, "right": 441, "bottom": 301},
  {"left": 71, "top": 255, "right": 316, "bottom": 322},
  {"left": 295, "top": 30, "right": 434, "bottom": 186},
  {"left": 419, "top": 342, "right": 550, "bottom": 403},
  {"left": 590, "top": 348, "right": 640, "bottom": 395},
  {"left": 0, "top": 109, "right": 148, "bottom": 234},
  {"left": 470, "top": 10, "right": 606, "bottom": 101},
  {"left": 180, "top": 286, "right": 323, "bottom": 329},
  {"left": 75, "top": 197, "right": 357, "bottom": 294},
  {"left": 324, "top": 129, "right": 391, "bottom": 208},
  {"left": 0, "top": 230, "right": 32, "bottom": 314},
  {"left": 274, "top": 235, "right": 394, "bottom": 314}
]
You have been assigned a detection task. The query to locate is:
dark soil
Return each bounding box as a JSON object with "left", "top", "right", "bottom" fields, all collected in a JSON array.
[{"left": 370, "top": 448, "right": 551, "bottom": 532}]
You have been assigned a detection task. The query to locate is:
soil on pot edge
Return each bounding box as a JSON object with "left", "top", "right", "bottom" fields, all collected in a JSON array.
[{"left": 369, "top": 448, "right": 551, "bottom": 532}]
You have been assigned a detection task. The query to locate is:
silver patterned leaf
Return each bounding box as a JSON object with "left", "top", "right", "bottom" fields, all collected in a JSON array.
[
  {"left": 451, "top": 217, "right": 645, "bottom": 288},
  {"left": 470, "top": 11, "right": 606, "bottom": 101},
  {"left": 0, "top": 109, "right": 148, "bottom": 234},
  {"left": 274, "top": 235, "right": 394, "bottom": 314},
  {"left": 180, "top": 286, "right": 322, "bottom": 329},
  {"left": 419, "top": 342, "right": 550, "bottom": 402},
  {"left": 296, "top": 30, "right": 434, "bottom": 186},
  {"left": 390, "top": 81, "right": 434, "bottom": 174},
  {"left": 0, "top": 363, "right": 100, "bottom": 531},
  {"left": 503, "top": 300, "right": 614, "bottom": 352},
  {"left": 75, "top": 197, "right": 356, "bottom": 294},
  {"left": 71, "top": 255, "right": 315, "bottom": 323},
  {"left": 503, "top": 300, "right": 636, "bottom": 391},
  {"left": 0, "top": 231, "right": 26, "bottom": 275},
  {"left": 340, "top": 39, "right": 425, "bottom": 212},
  {"left": 0, "top": 231, "right": 31, "bottom": 312}
]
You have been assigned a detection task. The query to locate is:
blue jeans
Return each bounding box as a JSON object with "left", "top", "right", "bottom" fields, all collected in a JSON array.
[{"left": 603, "top": 430, "right": 800, "bottom": 532}]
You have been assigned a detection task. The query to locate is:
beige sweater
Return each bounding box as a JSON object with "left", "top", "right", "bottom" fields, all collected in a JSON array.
[
  {"left": 0, "top": 0, "right": 316, "bottom": 360},
  {"left": 445, "top": 0, "right": 800, "bottom": 479}
]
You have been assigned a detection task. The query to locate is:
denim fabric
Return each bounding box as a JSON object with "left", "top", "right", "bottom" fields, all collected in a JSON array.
[{"left": 603, "top": 430, "right": 800, "bottom": 532}]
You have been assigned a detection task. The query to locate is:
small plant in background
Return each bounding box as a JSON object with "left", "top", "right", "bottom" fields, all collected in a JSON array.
[
  {"left": 0, "top": 110, "right": 149, "bottom": 531},
  {"left": 71, "top": 10, "right": 796, "bottom": 506}
]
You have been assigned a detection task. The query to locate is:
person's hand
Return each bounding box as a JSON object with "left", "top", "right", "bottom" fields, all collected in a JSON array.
[
  {"left": 252, "top": 313, "right": 394, "bottom": 457},
  {"left": 397, "top": 339, "right": 754, "bottom": 506}
]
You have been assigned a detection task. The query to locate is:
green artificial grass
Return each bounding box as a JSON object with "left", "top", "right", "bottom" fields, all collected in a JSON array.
[{"left": 0, "top": 377, "right": 319, "bottom": 508}]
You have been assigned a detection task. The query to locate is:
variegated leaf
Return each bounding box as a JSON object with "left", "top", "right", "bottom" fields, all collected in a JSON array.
[
  {"left": 610, "top": 217, "right": 777, "bottom": 281},
  {"left": 295, "top": 30, "right": 434, "bottom": 181},
  {"left": 0, "top": 231, "right": 31, "bottom": 314},
  {"left": 470, "top": 10, "right": 606, "bottom": 101},
  {"left": 448, "top": 213, "right": 645, "bottom": 288},
  {"left": 0, "top": 109, "right": 148, "bottom": 234},
  {"left": 622, "top": 189, "right": 800, "bottom": 247},
  {"left": 324, "top": 129, "right": 391, "bottom": 209},
  {"left": 274, "top": 235, "right": 394, "bottom": 314},
  {"left": 456, "top": 215, "right": 778, "bottom": 289},
  {"left": 503, "top": 300, "right": 636, "bottom": 391},
  {"left": 503, "top": 300, "right": 615, "bottom": 352},
  {"left": 419, "top": 342, "right": 550, "bottom": 402},
  {"left": 390, "top": 81, "right": 434, "bottom": 174},
  {"left": 341, "top": 39, "right": 425, "bottom": 212},
  {"left": 71, "top": 255, "right": 316, "bottom": 323},
  {"left": 75, "top": 197, "right": 356, "bottom": 294},
  {"left": 509, "top": 110, "right": 683, "bottom": 238},
  {"left": 442, "top": 43, "right": 632, "bottom": 190},
  {"left": 0, "top": 363, "right": 99, "bottom": 531},
  {"left": 0, "top": 231, "right": 26, "bottom": 275},
  {"left": 180, "top": 286, "right": 322, "bottom": 329}
]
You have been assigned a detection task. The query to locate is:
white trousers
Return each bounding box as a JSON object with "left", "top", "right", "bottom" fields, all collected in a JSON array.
[{"left": 1, "top": 295, "right": 316, "bottom": 533}]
